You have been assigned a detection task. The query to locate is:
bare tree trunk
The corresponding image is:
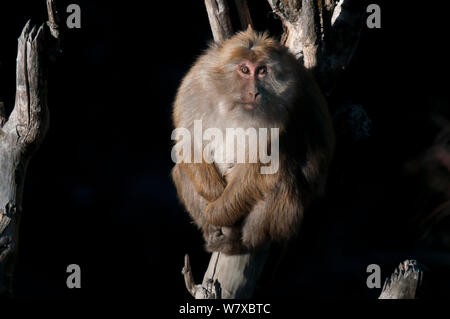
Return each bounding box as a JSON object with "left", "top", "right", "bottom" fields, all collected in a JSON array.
[
  {"left": 183, "top": 0, "right": 365, "bottom": 299},
  {"left": 0, "top": 0, "right": 59, "bottom": 297}
]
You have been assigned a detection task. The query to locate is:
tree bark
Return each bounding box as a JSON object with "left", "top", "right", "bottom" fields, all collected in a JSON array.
[
  {"left": 183, "top": 246, "right": 269, "bottom": 299},
  {"left": 234, "top": 0, "right": 253, "bottom": 30},
  {"left": 268, "top": 0, "right": 365, "bottom": 94},
  {"left": 0, "top": 0, "right": 57, "bottom": 294},
  {"left": 204, "top": 0, "right": 234, "bottom": 42},
  {"left": 378, "top": 260, "right": 424, "bottom": 299}
]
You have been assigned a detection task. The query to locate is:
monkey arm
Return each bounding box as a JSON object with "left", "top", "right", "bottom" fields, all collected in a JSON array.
[
  {"left": 204, "top": 163, "right": 271, "bottom": 226},
  {"left": 178, "top": 162, "right": 226, "bottom": 202}
]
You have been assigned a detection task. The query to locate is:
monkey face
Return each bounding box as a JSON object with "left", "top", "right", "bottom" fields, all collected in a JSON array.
[
  {"left": 235, "top": 60, "right": 267, "bottom": 110},
  {"left": 209, "top": 30, "right": 301, "bottom": 124}
]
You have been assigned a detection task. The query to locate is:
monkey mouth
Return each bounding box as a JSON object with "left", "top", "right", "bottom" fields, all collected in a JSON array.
[{"left": 241, "top": 102, "right": 259, "bottom": 110}]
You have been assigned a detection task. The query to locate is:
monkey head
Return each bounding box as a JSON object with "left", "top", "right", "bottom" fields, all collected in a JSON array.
[{"left": 207, "top": 29, "right": 302, "bottom": 126}]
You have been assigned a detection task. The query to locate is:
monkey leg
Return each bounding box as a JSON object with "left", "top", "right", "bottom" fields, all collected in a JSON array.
[
  {"left": 240, "top": 199, "right": 271, "bottom": 250},
  {"left": 241, "top": 182, "right": 304, "bottom": 250}
]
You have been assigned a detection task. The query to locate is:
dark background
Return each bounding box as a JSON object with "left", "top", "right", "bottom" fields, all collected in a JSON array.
[{"left": 0, "top": 0, "right": 449, "bottom": 301}]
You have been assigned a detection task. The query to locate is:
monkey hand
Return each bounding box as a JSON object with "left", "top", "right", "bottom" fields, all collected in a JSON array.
[{"left": 204, "top": 225, "right": 245, "bottom": 255}]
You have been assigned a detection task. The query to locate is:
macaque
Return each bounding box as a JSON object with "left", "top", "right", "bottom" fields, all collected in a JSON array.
[{"left": 171, "top": 28, "right": 335, "bottom": 255}]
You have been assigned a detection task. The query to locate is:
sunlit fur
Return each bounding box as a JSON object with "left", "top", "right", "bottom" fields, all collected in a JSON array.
[{"left": 172, "top": 29, "right": 335, "bottom": 254}]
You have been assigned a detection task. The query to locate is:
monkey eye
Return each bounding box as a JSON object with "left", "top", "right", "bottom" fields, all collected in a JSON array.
[
  {"left": 240, "top": 65, "right": 250, "bottom": 74},
  {"left": 257, "top": 66, "right": 267, "bottom": 75}
]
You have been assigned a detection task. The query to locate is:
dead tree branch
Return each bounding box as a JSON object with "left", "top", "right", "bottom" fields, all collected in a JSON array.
[
  {"left": 268, "top": 0, "right": 365, "bottom": 94},
  {"left": 234, "top": 0, "right": 253, "bottom": 29},
  {"left": 267, "top": 0, "right": 303, "bottom": 58},
  {"left": 379, "top": 260, "right": 424, "bottom": 299},
  {"left": 204, "top": 0, "right": 234, "bottom": 42},
  {"left": 0, "top": 0, "right": 58, "bottom": 296},
  {"left": 183, "top": 247, "right": 270, "bottom": 299},
  {"left": 0, "top": 21, "right": 49, "bottom": 297},
  {"left": 46, "top": 0, "right": 60, "bottom": 39},
  {"left": 0, "top": 102, "right": 5, "bottom": 126}
]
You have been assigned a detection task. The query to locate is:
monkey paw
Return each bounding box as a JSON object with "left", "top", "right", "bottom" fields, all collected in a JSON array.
[{"left": 204, "top": 225, "right": 246, "bottom": 255}]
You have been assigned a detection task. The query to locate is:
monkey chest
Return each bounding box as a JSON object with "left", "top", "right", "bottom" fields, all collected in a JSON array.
[{"left": 206, "top": 137, "right": 238, "bottom": 177}]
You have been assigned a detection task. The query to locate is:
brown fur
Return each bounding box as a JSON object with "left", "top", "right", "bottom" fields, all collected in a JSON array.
[{"left": 171, "top": 29, "right": 335, "bottom": 255}]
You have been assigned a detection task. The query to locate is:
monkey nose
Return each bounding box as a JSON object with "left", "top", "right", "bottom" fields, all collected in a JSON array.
[{"left": 249, "top": 91, "right": 260, "bottom": 101}]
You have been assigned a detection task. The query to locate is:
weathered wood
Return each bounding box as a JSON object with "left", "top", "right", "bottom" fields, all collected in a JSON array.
[
  {"left": 298, "top": 0, "right": 322, "bottom": 69},
  {"left": 204, "top": 247, "right": 270, "bottom": 298},
  {"left": 182, "top": 254, "right": 219, "bottom": 299},
  {"left": 268, "top": 0, "right": 323, "bottom": 69},
  {"left": 0, "top": 1, "right": 58, "bottom": 297},
  {"left": 0, "top": 0, "right": 61, "bottom": 296},
  {"left": 184, "top": 245, "right": 270, "bottom": 299},
  {"left": 234, "top": 0, "right": 253, "bottom": 29},
  {"left": 0, "top": 101, "right": 5, "bottom": 126},
  {"left": 182, "top": 255, "right": 204, "bottom": 298},
  {"left": 268, "top": 0, "right": 323, "bottom": 67},
  {"left": 204, "top": 0, "right": 234, "bottom": 42},
  {"left": 379, "top": 260, "right": 424, "bottom": 299},
  {"left": 0, "top": 21, "right": 49, "bottom": 297},
  {"left": 46, "top": 0, "right": 60, "bottom": 39},
  {"left": 268, "top": 0, "right": 365, "bottom": 94},
  {"left": 267, "top": 0, "right": 303, "bottom": 58}
]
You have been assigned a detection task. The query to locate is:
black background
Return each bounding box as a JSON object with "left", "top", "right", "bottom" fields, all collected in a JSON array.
[{"left": 0, "top": 0, "right": 449, "bottom": 302}]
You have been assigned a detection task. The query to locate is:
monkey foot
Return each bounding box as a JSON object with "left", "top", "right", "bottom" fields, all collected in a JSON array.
[{"left": 205, "top": 226, "right": 246, "bottom": 255}]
